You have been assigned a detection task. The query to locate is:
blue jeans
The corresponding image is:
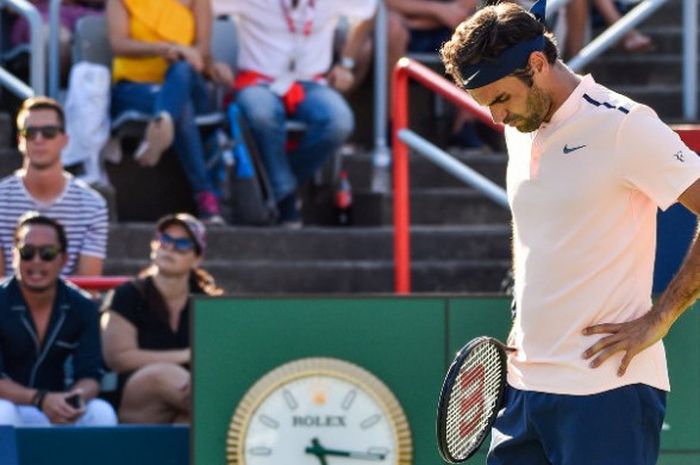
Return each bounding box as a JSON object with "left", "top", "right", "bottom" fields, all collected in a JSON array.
[
  {"left": 234, "top": 82, "right": 354, "bottom": 201},
  {"left": 488, "top": 384, "right": 666, "bottom": 465},
  {"left": 111, "top": 61, "right": 214, "bottom": 194}
]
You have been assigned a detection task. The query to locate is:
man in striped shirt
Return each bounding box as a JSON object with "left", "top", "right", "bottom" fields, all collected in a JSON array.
[{"left": 0, "top": 97, "right": 108, "bottom": 277}]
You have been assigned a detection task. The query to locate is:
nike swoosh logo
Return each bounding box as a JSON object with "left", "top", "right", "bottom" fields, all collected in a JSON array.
[{"left": 563, "top": 144, "right": 587, "bottom": 154}]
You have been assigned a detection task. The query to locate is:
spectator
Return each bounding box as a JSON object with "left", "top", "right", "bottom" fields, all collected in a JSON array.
[
  {"left": 385, "top": 0, "right": 485, "bottom": 148},
  {"left": 0, "top": 212, "right": 117, "bottom": 426},
  {"left": 213, "top": 0, "right": 377, "bottom": 227},
  {"left": 100, "top": 213, "right": 222, "bottom": 424},
  {"left": 106, "top": 0, "right": 234, "bottom": 224},
  {"left": 564, "top": 0, "right": 653, "bottom": 60},
  {"left": 9, "top": 0, "right": 104, "bottom": 82},
  {"left": 0, "top": 96, "right": 108, "bottom": 278}
]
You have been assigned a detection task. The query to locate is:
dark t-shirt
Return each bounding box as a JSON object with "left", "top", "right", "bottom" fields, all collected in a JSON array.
[{"left": 106, "top": 276, "right": 189, "bottom": 351}]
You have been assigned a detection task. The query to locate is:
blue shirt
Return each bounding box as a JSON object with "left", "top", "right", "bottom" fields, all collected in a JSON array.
[{"left": 0, "top": 277, "right": 103, "bottom": 390}]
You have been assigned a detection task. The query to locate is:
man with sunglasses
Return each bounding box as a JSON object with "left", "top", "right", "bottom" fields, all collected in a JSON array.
[
  {"left": 0, "top": 96, "right": 108, "bottom": 278},
  {"left": 0, "top": 212, "right": 117, "bottom": 426}
]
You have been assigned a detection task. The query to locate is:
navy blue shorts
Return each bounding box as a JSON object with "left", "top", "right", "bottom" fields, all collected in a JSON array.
[{"left": 487, "top": 384, "right": 666, "bottom": 465}]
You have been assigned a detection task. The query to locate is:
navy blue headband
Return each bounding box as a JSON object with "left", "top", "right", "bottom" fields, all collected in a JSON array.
[{"left": 460, "top": 0, "right": 547, "bottom": 90}]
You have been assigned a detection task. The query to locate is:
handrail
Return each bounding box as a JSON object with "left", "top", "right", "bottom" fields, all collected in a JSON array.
[
  {"left": 391, "top": 58, "right": 504, "bottom": 293},
  {"left": 370, "top": 0, "right": 391, "bottom": 193},
  {"left": 0, "top": 0, "right": 45, "bottom": 97},
  {"left": 568, "top": 0, "right": 669, "bottom": 71},
  {"left": 67, "top": 275, "right": 129, "bottom": 291},
  {"left": 48, "top": 0, "right": 61, "bottom": 98},
  {"left": 681, "top": 0, "right": 697, "bottom": 120}
]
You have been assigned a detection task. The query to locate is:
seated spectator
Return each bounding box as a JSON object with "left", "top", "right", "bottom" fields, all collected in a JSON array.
[
  {"left": 0, "top": 212, "right": 117, "bottom": 426},
  {"left": 213, "top": 0, "right": 376, "bottom": 227},
  {"left": 9, "top": 0, "right": 104, "bottom": 81},
  {"left": 100, "top": 213, "right": 222, "bottom": 424},
  {"left": 0, "top": 96, "right": 108, "bottom": 278},
  {"left": 564, "top": 0, "right": 653, "bottom": 60},
  {"left": 106, "top": 0, "right": 234, "bottom": 224},
  {"left": 385, "top": 0, "right": 485, "bottom": 149}
]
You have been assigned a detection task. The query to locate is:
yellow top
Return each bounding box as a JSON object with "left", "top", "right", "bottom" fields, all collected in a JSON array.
[{"left": 112, "top": 0, "right": 195, "bottom": 83}]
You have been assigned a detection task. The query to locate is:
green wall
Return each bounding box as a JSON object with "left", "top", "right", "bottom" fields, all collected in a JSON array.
[{"left": 192, "top": 297, "right": 700, "bottom": 465}]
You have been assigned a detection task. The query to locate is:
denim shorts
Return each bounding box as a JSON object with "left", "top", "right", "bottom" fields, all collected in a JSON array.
[{"left": 487, "top": 384, "right": 666, "bottom": 465}]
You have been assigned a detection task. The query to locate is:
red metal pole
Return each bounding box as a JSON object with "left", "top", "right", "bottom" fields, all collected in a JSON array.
[
  {"left": 403, "top": 60, "right": 503, "bottom": 133},
  {"left": 392, "top": 59, "right": 411, "bottom": 294},
  {"left": 67, "top": 276, "right": 129, "bottom": 291}
]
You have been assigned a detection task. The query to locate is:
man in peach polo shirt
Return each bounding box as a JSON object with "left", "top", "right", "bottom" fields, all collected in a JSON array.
[{"left": 440, "top": 1, "right": 700, "bottom": 464}]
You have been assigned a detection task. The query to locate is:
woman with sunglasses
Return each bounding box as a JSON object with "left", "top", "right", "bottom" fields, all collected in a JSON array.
[
  {"left": 107, "top": 0, "right": 233, "bottom": 223},
  {"left": 100, "top": 213, "right": 222, "bottom": 423}
]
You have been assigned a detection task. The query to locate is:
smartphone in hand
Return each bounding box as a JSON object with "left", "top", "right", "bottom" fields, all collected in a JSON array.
[{"left": 65, "top": 393, "right": 82, "bottom": 409}]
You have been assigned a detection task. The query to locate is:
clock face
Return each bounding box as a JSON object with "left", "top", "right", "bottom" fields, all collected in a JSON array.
[{"left": 227, "top": 358, "right": 412, "bottom": 465}]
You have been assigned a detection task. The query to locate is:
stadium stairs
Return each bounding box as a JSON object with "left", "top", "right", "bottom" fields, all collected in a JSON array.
[{"left": 0, "top": 0, "right": 695, "bottom": 295}]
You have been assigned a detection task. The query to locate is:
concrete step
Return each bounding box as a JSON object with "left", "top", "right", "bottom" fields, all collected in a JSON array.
[
  {"left": 588, "top": 55, "right": 698, "bottom": 87},
  {"left": 0, "top": 113, "right": 11, "bottom": 149},
  {"left": 342, "top": 151, "right": 507, "bottom": 190},
  {"left": 639, "top": 0, "right": 684, "bottom": 28},
  {"left": 105, "top": 224, "right": 512, "bottom": 293},
  {"left": 107, "top": 224, "right": 511, "bottom": 261},
  {"left": 354, "top": 189, "right": 511, "bottom": 225},
  {"left": 104, "top": 257, "right": 512, "bottom": 293},
  {"left": 0, "top": 148, "right": 22, "bottom": 177}
]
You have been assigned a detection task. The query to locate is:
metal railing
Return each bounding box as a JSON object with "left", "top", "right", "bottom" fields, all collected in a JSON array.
[
  {"left": 68, "top": 275, "right": 129, "bottom": 291},
  {"left": 0, "top": 0, "right": 44, "bottom": 97},
  {"left": 391, "top": 58, "right": 506, "bottom": 294}
]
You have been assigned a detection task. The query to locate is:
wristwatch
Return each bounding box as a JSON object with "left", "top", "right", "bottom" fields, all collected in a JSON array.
[{"left": 339, "top": 56, "right": 356, "bottom": 71}]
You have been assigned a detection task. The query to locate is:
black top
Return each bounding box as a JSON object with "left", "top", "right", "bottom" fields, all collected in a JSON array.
[
  {"left": 0, "top": 277, "right": 103, "bottom": 390},
  {"left": 105, "top": 276, "right": 189, "bottom": 350}
]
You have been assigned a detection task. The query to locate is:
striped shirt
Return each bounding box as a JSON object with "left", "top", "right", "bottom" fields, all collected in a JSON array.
[{"left": 0, "top": 172, "right": 108, "bottom": 276}]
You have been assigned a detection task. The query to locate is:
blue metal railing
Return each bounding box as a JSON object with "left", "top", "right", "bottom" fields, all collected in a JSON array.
[{"left": 0, "top": 0, "right": 44, "bottom": 97}]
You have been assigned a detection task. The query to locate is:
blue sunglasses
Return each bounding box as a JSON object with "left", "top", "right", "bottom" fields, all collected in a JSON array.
[{"left": 157, "top": 232, "right": 195, "bottom": 253}]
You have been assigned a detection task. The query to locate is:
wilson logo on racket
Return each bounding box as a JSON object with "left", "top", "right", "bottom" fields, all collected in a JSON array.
[{"left": 458, "top": 365, "right": 486, "bottom": 438}]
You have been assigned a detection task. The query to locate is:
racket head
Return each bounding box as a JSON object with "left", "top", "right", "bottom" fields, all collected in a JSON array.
[{"left": 436, "top": 336, "right": 508, "bottom": 463}]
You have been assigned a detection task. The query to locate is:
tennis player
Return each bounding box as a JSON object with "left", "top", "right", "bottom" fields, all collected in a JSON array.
[{"left": 440, "top": 1, "right": 700, "bottom": 463}]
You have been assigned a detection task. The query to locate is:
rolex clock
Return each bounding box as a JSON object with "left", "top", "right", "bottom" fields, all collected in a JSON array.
[{"left": 227, "top": 357, "right": 413, "bottom": 465}]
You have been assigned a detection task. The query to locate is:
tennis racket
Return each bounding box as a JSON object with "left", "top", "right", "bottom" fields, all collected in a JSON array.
[{"left": 436, "top": 337, "right": 508, "bottom": 463}]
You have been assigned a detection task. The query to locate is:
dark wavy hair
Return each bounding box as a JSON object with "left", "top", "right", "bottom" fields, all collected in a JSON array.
[
  {"left": 138, "top": 265, "right": 223, "bottom": 296},
  {"left": 440, "top": 2, "right": 559, "bottom": 88},
  {"left": 14, "top": 211, "right": 68, "bottom": 252}
]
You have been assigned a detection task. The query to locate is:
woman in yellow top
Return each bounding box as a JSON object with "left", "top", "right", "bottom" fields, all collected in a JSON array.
[{"left": 106, "top": 0, "right": 233, "bottom": 223}]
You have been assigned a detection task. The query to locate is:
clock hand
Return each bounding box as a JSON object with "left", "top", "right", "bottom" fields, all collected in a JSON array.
[
  {"left": 305, "top": 438, "right": 329, "bottom": 465},
  {"left": 305, "top": 438, "right": 386, "bottom": 462}
]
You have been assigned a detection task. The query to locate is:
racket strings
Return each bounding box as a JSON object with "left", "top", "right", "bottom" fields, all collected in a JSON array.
[{"left": 445, "top": 343, "right": 505, "bottom": 459}]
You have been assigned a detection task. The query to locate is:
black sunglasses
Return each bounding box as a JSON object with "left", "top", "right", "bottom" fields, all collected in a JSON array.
[
  {"left": 157, "top": 232, "right": 196, "bottom": 253},
  {"left": 18, "top": 244, "right": 62, "bottom": 262},
  {"left": 20, "top": 125, "right": 64, "bottom": 141}
]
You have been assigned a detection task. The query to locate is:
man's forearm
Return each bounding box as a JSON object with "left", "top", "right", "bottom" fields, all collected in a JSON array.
[
  {"left": 0, "top": 379, "right": 37, "bottom": 405},
  {"left": 72, "top": 379, "right": 100, "bottom": 402},
  {"left": 653, "top": 225, "right": 700, "bottom": 331},
  {"left": 341, "top": 18, "right": 374, "bottom": 64}
]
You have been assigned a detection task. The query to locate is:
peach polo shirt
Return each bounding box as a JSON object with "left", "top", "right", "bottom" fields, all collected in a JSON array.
[{"left": 505, "top": 75, "right": 700, "bottom": 395}]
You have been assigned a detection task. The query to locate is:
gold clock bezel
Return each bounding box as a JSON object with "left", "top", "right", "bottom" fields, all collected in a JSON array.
[{"left": 226, "top": 357, "right": 413, "bottom": 465}]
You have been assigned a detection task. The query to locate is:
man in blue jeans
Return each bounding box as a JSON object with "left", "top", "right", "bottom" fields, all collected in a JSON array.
[{"left": 214, "top": 0, "right": 377, "bottom": 227}]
